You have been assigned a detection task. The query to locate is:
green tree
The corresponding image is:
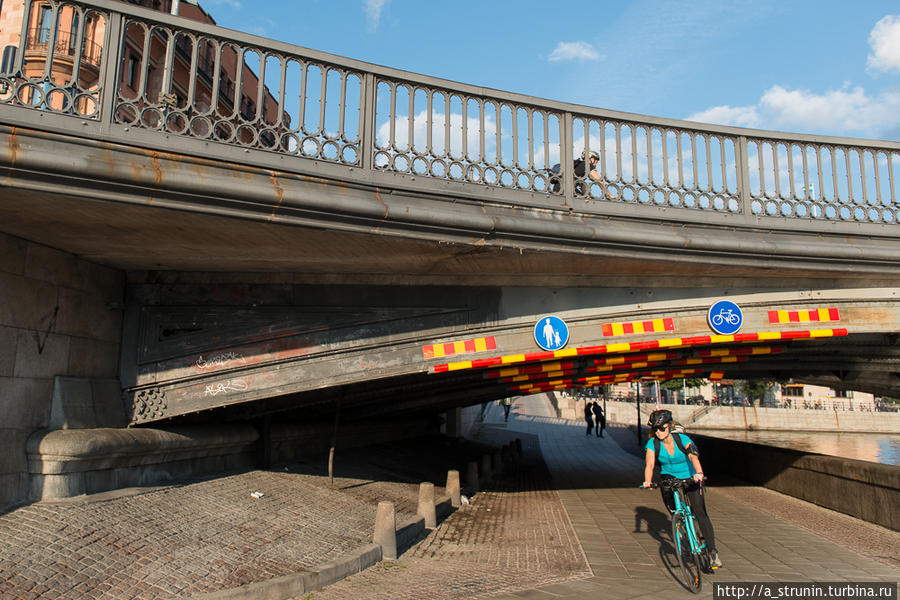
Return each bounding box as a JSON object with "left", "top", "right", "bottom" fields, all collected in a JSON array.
[
  {"left": 739, "top": 379, "right": 774, "bottom": 404},
  {"left": 660, "top": 377, "right": 706, "bottom": 391}
]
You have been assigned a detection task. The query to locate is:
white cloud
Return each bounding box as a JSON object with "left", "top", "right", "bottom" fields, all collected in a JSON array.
[
  {"left": 867, "top": 14, "right": 900, "bottom": 74},
  {"left": 686, "top": 84, "right": 900, "bottom": 140},
  {"left": 376, "top": 110, "right": 497, "bottom": 159},
  {"left": 687, "top": 104, "right": 762, "bottom": 129},
  {"left": 363, "top": 0, "right": 389, "bottom": 32},
  {"left": 548, "top": 41, "right": 601, "bottom": 63}
]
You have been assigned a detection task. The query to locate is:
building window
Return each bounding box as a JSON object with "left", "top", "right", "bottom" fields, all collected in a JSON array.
[
  {"left": 1, "top": 45, "right": 15, "bottom": 74},
  {"left": 125, "top": 53, "right": 138, "bottom": 89},
  {"left": 38, "top": 5, "right": 52, "bottom": 44},
  {"left": 782, "top": 385, "right": 804, "bottom": 398},
  {"left": 68, "top": 12, "right": 79, "bottom": 53}
]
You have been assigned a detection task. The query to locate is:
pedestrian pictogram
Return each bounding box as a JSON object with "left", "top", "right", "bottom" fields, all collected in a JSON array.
[{"left": 534, "top": 315, "right": 569, "bottom": 351}]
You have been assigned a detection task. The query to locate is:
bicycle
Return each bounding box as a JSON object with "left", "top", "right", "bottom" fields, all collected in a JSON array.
[{"left": 641, "top": 478, "right": 713, "bottom": 593}]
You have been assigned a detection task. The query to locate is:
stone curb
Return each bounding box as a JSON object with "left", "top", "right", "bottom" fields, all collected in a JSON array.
[
  {"left": 188, "top": 494, "right": 454, "bottom": 599},
  {"left": 188, "top": 543, "right": 383, "bottom": 600}
]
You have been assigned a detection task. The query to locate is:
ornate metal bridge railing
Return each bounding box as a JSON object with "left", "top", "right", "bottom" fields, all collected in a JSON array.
[{"left": 1, "top": 0, "right": 898, "bottom": 234}]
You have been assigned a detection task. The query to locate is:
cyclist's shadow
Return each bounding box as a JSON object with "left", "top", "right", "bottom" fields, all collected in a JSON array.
[{"left": 633, "top": 506, "right": 683, "bottom": 581}]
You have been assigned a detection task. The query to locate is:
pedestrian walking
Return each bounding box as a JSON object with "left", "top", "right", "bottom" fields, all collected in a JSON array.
[
  {"left": 584, "top": 401, "right": 594, "bottom": 436},
  {"left": 592, "top": 401, "right": 605, "bottom": 437},
  {"left": 501, "top": 397, "right": 513, "bottom": 422}
]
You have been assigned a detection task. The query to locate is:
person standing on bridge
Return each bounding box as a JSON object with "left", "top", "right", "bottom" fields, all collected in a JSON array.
[
  {"left": 584, "top": 401, "right": 595, "bottom": 436},
  {"left": 641, "top": 409, "right": 722, "bottom": 569}
]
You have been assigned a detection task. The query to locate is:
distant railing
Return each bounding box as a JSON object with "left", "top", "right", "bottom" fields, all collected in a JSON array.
[
  {"left": 25, "top": 27, "right": 103, "bottom": 66},
  {"left": 1, "top": 0, "right": 899, "bottom": 231}
]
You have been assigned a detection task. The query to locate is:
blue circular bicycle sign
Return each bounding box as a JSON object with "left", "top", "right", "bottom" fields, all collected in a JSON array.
[
  {"left": 707, "top": 300, "right": 743, "bottom": 335},
  {"left": 534, "top": 315, "right": 569, "bottom": 351}
]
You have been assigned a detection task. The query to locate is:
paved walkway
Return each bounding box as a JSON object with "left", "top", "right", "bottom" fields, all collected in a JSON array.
[
  {"left": 1, "top": 396, "right": 897, "bottom": 599},
  {"left": 311, "top": 396, "right": 900, "bottom": 600}
]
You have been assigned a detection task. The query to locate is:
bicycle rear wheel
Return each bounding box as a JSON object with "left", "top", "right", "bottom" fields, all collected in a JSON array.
[
  {"left": 692, "top": 519, "right": 712, "bottom": 573},
  {"left": 672, "top": 513, "right": 702, "bottom": 593}
]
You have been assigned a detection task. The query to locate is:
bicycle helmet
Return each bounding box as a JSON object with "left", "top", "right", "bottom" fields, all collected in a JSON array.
[
  {"left": 648, "top": 409, "right": 673, "bottom": 429},
  {"left": 582, "top": 150, "right": 600, "bottom": 161}
]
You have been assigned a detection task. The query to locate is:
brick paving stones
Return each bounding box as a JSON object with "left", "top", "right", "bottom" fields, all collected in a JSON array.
[
  {"left": 306, "top": 443, "right": 591, "bottom": 600},
  {"left": 0, "top": 437, "right": 493, "bottom": 600}
]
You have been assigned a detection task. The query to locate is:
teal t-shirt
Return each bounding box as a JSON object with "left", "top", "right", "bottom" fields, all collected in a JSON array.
[{"left": 645, "top": 433, "right": 696, "bottom": 479}]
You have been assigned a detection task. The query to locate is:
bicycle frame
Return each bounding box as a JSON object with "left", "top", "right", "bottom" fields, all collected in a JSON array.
[
  {"left": 662, "top": 477, "right": 710, "bottom": 593},
  {"left": 670, "top": 483, "right": 704, "bottom": 555}
]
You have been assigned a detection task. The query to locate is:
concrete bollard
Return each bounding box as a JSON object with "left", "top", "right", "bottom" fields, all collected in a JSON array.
[
  {"left": 446, "top": 469, "right": 461, "bottom": 507},
  {"left": 418, "top": 482, "right": 436, "bottom": 528},
  {"left": 466, "top": 460, "right": 479, "bottom": 492},
  {"left": 480, "top": 454, "right": 493, "bottom": 480},
  {"left": 373, "top": 501, "right": 397, "bottom": 559}
]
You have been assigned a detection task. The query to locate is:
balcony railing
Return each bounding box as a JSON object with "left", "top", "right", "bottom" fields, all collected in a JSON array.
[
  {"left": 25, "top": 26, "right": 103, "bottom": 67},
  {"left": 1, "top": 0, "right": 898, "bottom": 233}
]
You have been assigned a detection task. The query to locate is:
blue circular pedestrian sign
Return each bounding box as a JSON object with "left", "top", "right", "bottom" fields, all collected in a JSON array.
[
  {"left": 534, "top": 315, "right": 569, "bottom": 351},
  {"left": 707, "top": 300, "right": 743, "bottom": 335}
]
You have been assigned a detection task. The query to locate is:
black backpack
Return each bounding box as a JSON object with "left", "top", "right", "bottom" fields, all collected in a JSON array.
[
  {"left": 549, "top": 163, "right": 562, "bottom": 193},
  {"left": 652, "top": 431, "right": 697, "bottom": 457}
]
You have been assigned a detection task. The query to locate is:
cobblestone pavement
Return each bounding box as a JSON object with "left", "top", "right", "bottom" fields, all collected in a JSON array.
[
  {"left": 305, "top": 434, "right": 591, "bottom": 600},
  {"left": 0, "top": 436, "right": 495, "bottom": 600}
]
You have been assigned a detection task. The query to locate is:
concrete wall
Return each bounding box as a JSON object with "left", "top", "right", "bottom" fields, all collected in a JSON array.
[
  {"left": 693, "top": 434, "right": 900, "bottom": 531},
  {"left": 459, "top": 404, "right": 487, "bottom": 438},
  {"left": 24, "top": 417, "right": 442, "bottom": 501},
  {"left": 603, "top": 400, "right": 900, "bottom": 433},
  {"left": 0, "top": 232, "right": 125, "bottom": 510}
]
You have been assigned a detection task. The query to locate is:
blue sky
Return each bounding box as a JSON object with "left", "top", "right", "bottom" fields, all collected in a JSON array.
[{"left": 198, "top": 0, "right": 900, "bottom": 142}]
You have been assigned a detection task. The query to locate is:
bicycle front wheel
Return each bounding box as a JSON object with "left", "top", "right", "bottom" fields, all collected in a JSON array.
[{"left": 672, "top": 513, "right": 702, "bottom": 593}]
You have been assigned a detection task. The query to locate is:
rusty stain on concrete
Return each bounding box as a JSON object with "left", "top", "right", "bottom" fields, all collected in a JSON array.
[
  {"left": 6, "top": 127, "right": 18, "bottom": 166},
  {"left": 374, "top": 188, "right": 389, "bottom": 219},
  {"left": 4, "top": 127, "right": 18, "bottom": 184},
  {"left": 269, "top": 172, "right": 284, "bottom": 221},
  {"left": 147, "top": 154, "right": 163, "bottom": 205}
]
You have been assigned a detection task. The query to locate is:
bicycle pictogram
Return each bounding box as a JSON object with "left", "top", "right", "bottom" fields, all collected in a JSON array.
[
  {"left": 710, "top": 308, "right": 740, "bottom": 327},
  {"left": 707, "top": 300, "right": 743, "bottom": 335}
]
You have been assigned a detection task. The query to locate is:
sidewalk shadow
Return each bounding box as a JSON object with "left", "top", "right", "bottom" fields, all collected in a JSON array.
[{"left": 634, "top": 505, "right": 686, "bottom": 589}]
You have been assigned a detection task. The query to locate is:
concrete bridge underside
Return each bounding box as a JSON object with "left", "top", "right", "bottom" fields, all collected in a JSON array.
[{"left": 2, "top": 125, "right": 900, "bottom": 428}]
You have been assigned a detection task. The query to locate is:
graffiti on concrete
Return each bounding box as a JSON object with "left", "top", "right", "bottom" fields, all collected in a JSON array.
[
  {"left": 204, "top": 378, "right": 250, "bottom": 396},
  {"left": 196, "top": 351, "right": 247, "bottom": 370}
]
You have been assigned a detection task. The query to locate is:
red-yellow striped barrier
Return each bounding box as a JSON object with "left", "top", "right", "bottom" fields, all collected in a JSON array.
[
  {"left": 768, "top": 308, "right": 840, "bottom": 323},
  {"left": 601, "top": 317, "right": 675, "bottom": 337},
  {"left": 430, "top": 329, "right": 846, "bottom": 374},
  {"left": 422, "top": 336, "right": 496, "bottom": 359}
]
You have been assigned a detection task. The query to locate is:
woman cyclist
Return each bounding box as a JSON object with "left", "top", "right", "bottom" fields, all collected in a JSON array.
[{"left": 642, "top": 409, "right": 722, "bottom": 569}]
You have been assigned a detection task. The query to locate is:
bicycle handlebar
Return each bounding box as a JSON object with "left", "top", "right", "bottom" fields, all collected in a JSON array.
[{"left": 639, "top": 476, "right": 707, "bottom": 489}]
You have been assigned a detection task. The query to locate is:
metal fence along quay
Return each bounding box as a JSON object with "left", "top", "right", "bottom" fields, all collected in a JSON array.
[{"left": 2, "top": 0, "right": 899, "bottom": 236}]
